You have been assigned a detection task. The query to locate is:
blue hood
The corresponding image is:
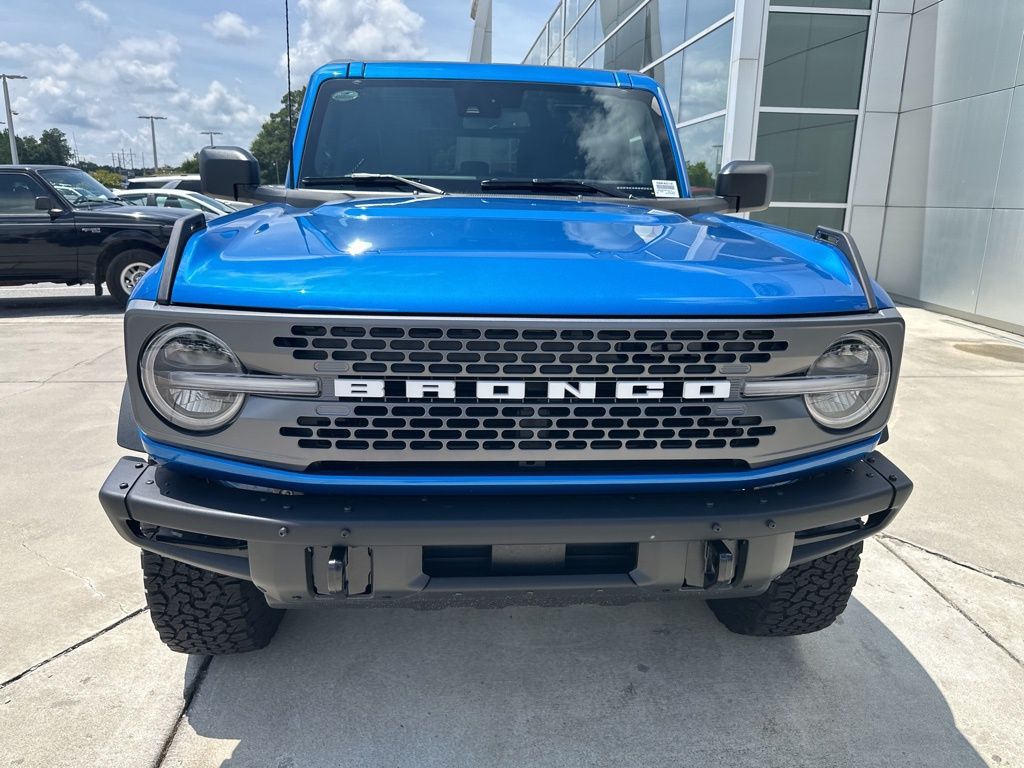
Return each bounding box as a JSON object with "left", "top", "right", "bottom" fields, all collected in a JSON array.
[{"left": 162, "top": 195, "right": 881, "bottom": 316}]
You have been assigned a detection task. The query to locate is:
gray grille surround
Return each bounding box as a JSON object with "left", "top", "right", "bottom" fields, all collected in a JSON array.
[{"left": 124, "top": 302, "right": 905, "bottom": 471}]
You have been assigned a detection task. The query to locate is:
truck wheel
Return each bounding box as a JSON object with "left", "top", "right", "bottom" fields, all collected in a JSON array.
[
  {"left": 141, "top": 551, "right": 283, "bottom": 654},
  {"left": 105, "top": 249, "right": 159, "bottom": 307},
  {"left": 707, "top": 542, "right": 862, "bottom": 636}
]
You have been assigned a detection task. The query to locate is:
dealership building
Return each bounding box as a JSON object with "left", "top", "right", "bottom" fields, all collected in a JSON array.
[{"left": 507, "top": 0, "right": 1024, "bottom": 333}]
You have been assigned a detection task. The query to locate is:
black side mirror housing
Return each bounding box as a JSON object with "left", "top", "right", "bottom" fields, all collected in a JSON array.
[
  {"left": 200, "top": 146, "right": 261, "bottom": 200},
  {"left": 714, "top": 161, "right": 773, "bottom": 213},
  {"left": 34, "top": 195, "right": 53, "bottom": 211}
]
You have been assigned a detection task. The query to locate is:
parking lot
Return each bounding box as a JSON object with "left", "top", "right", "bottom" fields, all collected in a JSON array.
[{"left": 1, "top": 286, "right": 1023, "bottom": 768}]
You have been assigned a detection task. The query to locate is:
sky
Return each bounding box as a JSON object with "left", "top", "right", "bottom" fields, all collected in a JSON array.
[{"left": 0, "top": 0, "right": 554, "bottom": 167}]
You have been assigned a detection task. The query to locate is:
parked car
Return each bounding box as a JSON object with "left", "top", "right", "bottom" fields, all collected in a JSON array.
[
  {"left": 101, "top": 61, "right": 912, "bottom": 655},
  {"left": 0, "top": 165, "right": 191, "bottom": 305},
  {"left": 125, "top": 174, "right": 202, "bottom": 192},
  {"left": 114, "top": 188, "right": 243, "bottom": 217}
]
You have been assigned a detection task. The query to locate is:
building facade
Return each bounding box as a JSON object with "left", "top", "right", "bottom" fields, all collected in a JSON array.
[{"left": 520, "top": 0, "right": 1024, "bottom": 333}]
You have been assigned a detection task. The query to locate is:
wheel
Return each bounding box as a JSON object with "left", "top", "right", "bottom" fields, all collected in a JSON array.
[
  {"left": 707, "top": 542, "right": 862, "bottom": 637},
  {"left": 105, "top": 249, "right": 159, "bottom": 307},
  {"left": 141, "top": 551, "right": 283, "bottom": 654}
]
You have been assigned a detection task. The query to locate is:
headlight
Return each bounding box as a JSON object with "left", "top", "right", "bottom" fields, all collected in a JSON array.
[
  {"left": 804, "top": 332, "right": 891, "bottom": 430},
  {"left": 140, "top": 327, "right": 245, "bottom": 431}
]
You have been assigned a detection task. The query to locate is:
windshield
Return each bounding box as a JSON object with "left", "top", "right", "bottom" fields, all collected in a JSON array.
[
  {"left": 187, "top": 192, "right": 234, "bottom": 213},
  {"left": 39, "top": 168, "right": 121, "bottom": 207},
  {"left": 299, "top": 79, "right": 681, "bottom": 197}
]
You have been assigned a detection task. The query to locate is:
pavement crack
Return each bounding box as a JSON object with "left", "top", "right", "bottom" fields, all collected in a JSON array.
[
  {"left": 19, "top": 541, "right": 134, "bottom": 612},
  {"left": 878, "top": 533, "right": 1024, "bottom": 590},
  {"left": 879, "top": 538, "right": 1023, "bottom": 668},
  {"left": 152, "top": 655, "right": 213, "bottom": 768},
  {"left": 0, "top": 608, "right": 148, "bottom": 690}
]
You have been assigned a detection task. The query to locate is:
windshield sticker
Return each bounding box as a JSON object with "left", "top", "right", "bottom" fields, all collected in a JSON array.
[
  {"left": 652, "top": 179, "right": 679, "bottom": 198},
  {"left": 332, "top": 90, "right": 360, "bottom": 102}
]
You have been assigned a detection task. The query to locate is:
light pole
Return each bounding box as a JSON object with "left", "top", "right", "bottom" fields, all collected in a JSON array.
[
  {"left": 138, "top": 114, "right": 166, "bottom": 174},
  {"left": 200, "top": 130, "right": 222, "bottom": 146},
  {"left": 1, "top": 74, "right": 28, "bottom": 165}
]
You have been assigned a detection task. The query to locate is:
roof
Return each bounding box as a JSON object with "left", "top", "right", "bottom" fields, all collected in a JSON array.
[
  {"left": 0, "top": 164, "right": 74, "bottom": 171},
  {"left": 308, "top": 60, "right": 662, "bottom": 92}
]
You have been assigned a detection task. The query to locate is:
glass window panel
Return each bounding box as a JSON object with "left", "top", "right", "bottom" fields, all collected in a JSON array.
[
  {"left": 678, "top": 115, "right": 726, "bottom": 193},
  {"left": 676, "top": 21, "right": 731, "bottom": 123},
  {"left": 565, "top": 0, "right": 584, "bottom": 28},
  {"left": 596, "top": 0, "right": 646, "bottom": 38},
  {"left": 549, "top": 7, "right": 563, "bottom": 49},
  {"left": 602, "top": 7, "right": 652, "bottom": 71},
  {"left": 761, "top": 12, "right": 868, "bottom": 109},
  {"left": 772, "top": 0, "right": 870, "bottom": 9},
  {"left": 749, "top": 206, "right": 846, "bottom": 234},
  {"left": 582, "top": 43, "right": 605, "bottom": 68},
  {"left": 755, "top": 112, "right": 856, "bottom": 202},
  {"left": 650, "top": 49, "right": 684, "bottom": 120},
  {"left": 548, "top": 45, "right": 563, "bottom": 65},
  {"left": 572, "top": 3, "right": 601, "bottom": 64},
  {"left": 653, "top": 0, "right": 734, "bottom": 55}
]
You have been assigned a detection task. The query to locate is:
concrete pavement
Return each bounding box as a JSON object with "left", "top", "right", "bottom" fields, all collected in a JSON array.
[{"left": 1, "top": 286, "right": 1022, "bottom": 767}]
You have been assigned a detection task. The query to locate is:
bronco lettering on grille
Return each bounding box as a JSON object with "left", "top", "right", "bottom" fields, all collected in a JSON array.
[{"left": 333, "top": 379, "right": 732, "bottom": 401}]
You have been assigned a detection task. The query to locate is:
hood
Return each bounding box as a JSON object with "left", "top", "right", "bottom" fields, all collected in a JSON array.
[
  {"left": 164, "top": 195, "right": 879, "bottom": 316},
  {"left": 75, "top": 204, "right": 194, "bottom": 227}
]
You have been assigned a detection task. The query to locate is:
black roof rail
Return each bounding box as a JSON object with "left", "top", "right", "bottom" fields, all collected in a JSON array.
[
  {"left": 814, "top": 226, "right": 878, "bottom": 312},
  {"left": 156, "top": 212, "right": 207, "bottom": 306}
]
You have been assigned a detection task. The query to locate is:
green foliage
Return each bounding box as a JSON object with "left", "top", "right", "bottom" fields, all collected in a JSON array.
[
  {"left": 178, "top": 152, "right": 200, "bottom": 174},
  {"left": 686, "top": 161, "right": 715, "bottom": 191},
  {"left": 0, "top": 127, "right": 73, "bottom": 165},
  {"left": 90, "top": 169, "right": 123, "bottom": 189},
  {"left": 250, "top": 87, "right": 306, "bottom": 184}
]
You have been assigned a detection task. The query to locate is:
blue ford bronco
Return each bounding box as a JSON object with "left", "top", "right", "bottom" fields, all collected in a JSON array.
[{"left": 100, "top": 61, "right": 912, "bottom": 654}]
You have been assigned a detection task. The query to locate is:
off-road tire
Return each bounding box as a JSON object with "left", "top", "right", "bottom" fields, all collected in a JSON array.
[
  {"left": 105, "top": 248, "right": 160, "bottom": 307},
  {"left": 707, "top": 542, "right": 863, "bottom": 636},
  {"left": 142, "top": 551, "right": 283, "bottom": 654}
]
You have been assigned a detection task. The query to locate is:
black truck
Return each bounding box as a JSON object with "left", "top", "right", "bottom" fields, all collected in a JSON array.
[{"left": 0, "top": 165, "right": 191, "bottom": 306}]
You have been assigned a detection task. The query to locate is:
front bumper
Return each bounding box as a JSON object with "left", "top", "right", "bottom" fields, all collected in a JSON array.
[{"left": 100, "top": 453, "right": 912, "bottom": 609}]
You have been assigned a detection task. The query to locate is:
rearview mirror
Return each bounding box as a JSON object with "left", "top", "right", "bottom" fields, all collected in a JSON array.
[
  {"left": 714, "top": 161, "right": 773, "bottom": 213},
  {"left": 200, "top": 146, "right": 261, "bottom": 200}
]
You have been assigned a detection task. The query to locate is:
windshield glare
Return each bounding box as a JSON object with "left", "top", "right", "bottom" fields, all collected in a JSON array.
[
  {"left": 39, "top": 168, "right": 119, "bottom": 206},
  {"left": 299, "top": 79, "right": 680, "bottom": 196}
]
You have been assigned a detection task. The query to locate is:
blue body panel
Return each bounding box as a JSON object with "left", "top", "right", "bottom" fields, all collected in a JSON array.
[
  {"left": 153, "top": 196, "right": 885, "bottom": 315},
  {"left": 141, "top": 433, "right": 882, "bottom": 495}
]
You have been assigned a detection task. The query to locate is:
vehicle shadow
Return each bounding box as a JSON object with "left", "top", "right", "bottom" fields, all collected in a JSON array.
[
  {"left": 0, "top": 292, "right": 122, "bottom": 319},
  {"left": 174, "top": 597, "right": 990, "bottom": 768}
]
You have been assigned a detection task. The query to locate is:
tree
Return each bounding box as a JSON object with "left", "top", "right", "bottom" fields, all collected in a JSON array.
[
  {"left": 686, "top": 160, "right": 715, "bottom": 191},
  {"left": 0, "top": 127, "right": 73, "bottom": 165},
  {"left": 178, "top": 152, "right": 199, "bottom": 174},
  {"left": 90, "top": 169, "right": 123, "bottom": 189},
  {"left": 250, "top": 87, "right": 305, "bottom": 184}
]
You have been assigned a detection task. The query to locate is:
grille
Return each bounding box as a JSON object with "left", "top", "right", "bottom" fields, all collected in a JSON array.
[
  {"left": 274, "top": 324, "right": 789, "bottom": 378},
  {"left": 279, "top": 403, "right": 777, "bottom": 454}
]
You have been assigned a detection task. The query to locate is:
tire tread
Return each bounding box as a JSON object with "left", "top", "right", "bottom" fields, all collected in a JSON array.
[
  {"left": 708, "top": 542, "right": 863, "bottom": 636},
  {"left": 142, "top": 551, "right": 283, "bottom": 654}
]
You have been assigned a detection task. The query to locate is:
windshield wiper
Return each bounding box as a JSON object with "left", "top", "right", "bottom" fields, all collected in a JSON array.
[
  {"left": 301, "top": 173, "right": 445, "bottom": 195},
  {"left": 480, "top": 178, "right": 632, "bottom": 198}
]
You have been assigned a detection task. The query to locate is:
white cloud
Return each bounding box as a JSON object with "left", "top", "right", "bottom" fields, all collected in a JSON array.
[
  {"left": 75, "top": 1, "right": 109, "bottom": 26},
  {"left": 287, "top": 0, "right": 427, "bottom": 80},
  {"left": 207, "top": 11, "right": 259, "bottom": 42},
  {"left": 0, "top": 35, "right": 263, "bottom": 165}
]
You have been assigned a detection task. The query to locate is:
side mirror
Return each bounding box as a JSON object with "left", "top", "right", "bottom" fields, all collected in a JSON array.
[
  {"left": 34, "top": 195, "right": 53, "bottom": 211},
  {"left": 714, "top": 161, "right": 773, "bottom": 213},
  {"left": 200, "top": 146, "right": 261, "bottom": 200}
]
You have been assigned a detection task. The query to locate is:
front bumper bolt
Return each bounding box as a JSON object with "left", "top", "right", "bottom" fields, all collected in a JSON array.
[
  {"left": 340, "top": 528, "right": 351, "bottom": 539},
  {"left": 766, "top": 519, "right": 777, "bottom": 529},
  {"left": 118, "top": 482, "right": 129, "bottom": 490},
  {"left": 711, "top": 523, "right": 721, "bottom": 533},
  {"left": 278, "top": 526, "right": 289, "bottom": 537},
  {"left": 134, "top": 462, "right": 144, "bottom": 469}
]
